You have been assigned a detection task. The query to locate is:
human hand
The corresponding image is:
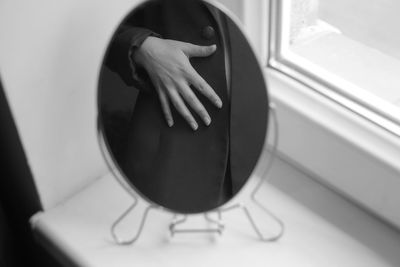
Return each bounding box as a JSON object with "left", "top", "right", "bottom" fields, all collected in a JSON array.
[{"left": 133, "top": 36, "right": 223, "bottom": 130}]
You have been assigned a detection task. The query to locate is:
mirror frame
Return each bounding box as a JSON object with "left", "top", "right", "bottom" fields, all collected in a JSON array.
[{"left": 96, "top": 0, "right": 271, "bottom": 215}]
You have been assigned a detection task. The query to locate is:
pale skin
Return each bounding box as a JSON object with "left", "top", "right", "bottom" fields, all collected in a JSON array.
[{"left": 133, "top": 36, "right": 223, "bottom": 131}]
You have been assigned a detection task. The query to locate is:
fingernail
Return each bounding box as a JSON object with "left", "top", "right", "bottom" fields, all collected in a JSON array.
[
  {"left": 204, "top": 116, "right": 211, "bottom": 126},
  {"left": 167, "top": 119, "right": 173, "bottom": 127},
  {"left": 216, "top": 99, "right": 222, "bottom": 108},
  {"left": 190, "top": 122, "right": 198, "bottom": 131}
]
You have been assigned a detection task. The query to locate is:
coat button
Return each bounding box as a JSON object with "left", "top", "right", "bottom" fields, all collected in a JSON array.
[{"left": 202, "top": 26, "right": 215, "bottom": 40}]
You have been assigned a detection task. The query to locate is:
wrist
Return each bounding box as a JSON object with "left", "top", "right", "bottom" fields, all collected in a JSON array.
[{"left": 133, "top": 36, "right": 158, "bottom": 68}]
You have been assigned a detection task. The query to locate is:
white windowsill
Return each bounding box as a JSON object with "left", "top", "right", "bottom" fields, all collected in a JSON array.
[{"left": 31, "top": 157, "right": 400, "bottom": 267}]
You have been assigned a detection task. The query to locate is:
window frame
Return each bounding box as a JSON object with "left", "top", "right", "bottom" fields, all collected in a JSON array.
[
  {"left": 267, "top": 0, "right": 400, "bottom": 137},
  {"left": 241, "top": 0, "right": 400, "bottom": 229}
]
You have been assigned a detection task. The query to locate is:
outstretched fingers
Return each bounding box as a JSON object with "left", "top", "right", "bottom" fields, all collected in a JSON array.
[
  {"left": 156, "top": 87, "right": 174, "bottom": 127},
  {"left": 178, "top": 82, "right": 211, "bottom": 126},
  {"left": 188, "top": 68, "right": 222, "bottom": 109},
  {"left": 167, "top": 88, "right": 198, "bottom": 131},
  {"left": 146, "top": 39, "right": 223, "bottom": 130}
]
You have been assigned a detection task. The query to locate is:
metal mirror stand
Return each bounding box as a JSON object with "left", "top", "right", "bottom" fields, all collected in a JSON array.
[{"left": 110, "top": 103, "right": 285, "bottom": 244}]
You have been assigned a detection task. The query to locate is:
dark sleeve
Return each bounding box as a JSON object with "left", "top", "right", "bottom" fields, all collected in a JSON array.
[{"left": 105, "top": 26, "right": 159, "bottom": 89}]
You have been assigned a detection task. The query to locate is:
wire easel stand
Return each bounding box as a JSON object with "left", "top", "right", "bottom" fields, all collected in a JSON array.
[{"left": 111, "top": 103, "right": 284, "bottom": 244}]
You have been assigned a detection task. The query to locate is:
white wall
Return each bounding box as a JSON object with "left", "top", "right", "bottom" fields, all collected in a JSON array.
[
  {"left": 0, "top": 0, "right": 148, "bottom": 209},
  {"left": 215, "top": 0, "right": 244, "bottom": 22}
]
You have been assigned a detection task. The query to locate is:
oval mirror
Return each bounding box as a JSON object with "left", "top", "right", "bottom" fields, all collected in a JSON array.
[{"left": 98, "top": 0, "right": 269, "bottom": 214}]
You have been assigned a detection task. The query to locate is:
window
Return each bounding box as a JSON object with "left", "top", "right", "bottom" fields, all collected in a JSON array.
[{"left": 268, "top": 0, "right": 400, "bottom": 136}]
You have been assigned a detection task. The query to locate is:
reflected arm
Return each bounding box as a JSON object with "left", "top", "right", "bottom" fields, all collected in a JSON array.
[{"left": 105, "top": 26, "right": 160, "bottom": 91}]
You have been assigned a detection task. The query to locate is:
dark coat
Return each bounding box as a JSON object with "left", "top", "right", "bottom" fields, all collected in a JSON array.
[{"left": 104, "top": 0, "right": 269, "bottom": 213}]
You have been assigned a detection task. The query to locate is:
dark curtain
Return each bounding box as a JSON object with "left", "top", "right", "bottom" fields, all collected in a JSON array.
[{"left": 0, "top": 79, "right": 61, "bottom": 267}]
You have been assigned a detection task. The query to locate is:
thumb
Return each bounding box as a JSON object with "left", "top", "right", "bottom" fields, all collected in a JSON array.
[{"left": 183, "top": 43, "right": 217, "bottom": 57}]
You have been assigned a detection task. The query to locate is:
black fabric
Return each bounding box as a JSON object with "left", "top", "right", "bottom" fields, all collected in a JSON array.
[
  {"left": 0, "top": 201, "right": 18, "bottom": 267},
  {"left": 103, "top": 0, "right": 268, "bottom": 213},
  {"left": 0, "top": 80, "right": 61, "bottom": 267},
  {"left": 227, "top": 11, "right": 269, "bottom": 193}
]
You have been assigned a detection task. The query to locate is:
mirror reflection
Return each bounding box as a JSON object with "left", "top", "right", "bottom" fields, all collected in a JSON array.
[{"left": 98, "top": 0, "right": 269, "bottom": 213}]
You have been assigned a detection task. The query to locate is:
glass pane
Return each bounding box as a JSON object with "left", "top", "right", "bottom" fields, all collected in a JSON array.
[{"left": 279, "top": 0, "right": 400, "bottom": 129}]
